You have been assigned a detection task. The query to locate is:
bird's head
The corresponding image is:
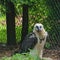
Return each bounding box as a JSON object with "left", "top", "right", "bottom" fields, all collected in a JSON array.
[{"left": 33, "top": 23, "right": 44, "bottom": 32}]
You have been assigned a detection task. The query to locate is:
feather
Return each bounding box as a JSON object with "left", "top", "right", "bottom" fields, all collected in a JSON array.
[{"left": 19, "top": 32, "right": 37, "bottom": 53}]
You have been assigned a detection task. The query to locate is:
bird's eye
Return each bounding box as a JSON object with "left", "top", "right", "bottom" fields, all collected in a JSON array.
[
  {"left": 40, "top": 26, "right": 42, "bottom": 28},
  {"left": 36, "top": 26, "right": 38, "bottom": 28}
]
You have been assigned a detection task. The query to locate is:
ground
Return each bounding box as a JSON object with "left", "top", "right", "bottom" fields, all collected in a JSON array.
[
  {"left": 43, "top": 49, "right": 60, "bottom": 60},
  {"left": 0, "top": 45, "right": 60, "bottom": 60}
]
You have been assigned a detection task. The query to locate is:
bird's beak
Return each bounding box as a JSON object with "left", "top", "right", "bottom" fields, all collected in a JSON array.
[{"left": 37, "top": 28, "right": 41, "bottom": 32}]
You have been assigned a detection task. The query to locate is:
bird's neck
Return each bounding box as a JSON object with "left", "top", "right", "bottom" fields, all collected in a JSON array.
[
  {"left": 38, "top": 29, "right": 46, "bottom": 36},
  {"left": 33, "top": 29, "right": 46, "bottom": 42}
]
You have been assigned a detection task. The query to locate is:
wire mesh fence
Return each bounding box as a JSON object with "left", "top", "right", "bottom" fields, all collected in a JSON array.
[
  {"left": 0, "top": 0, "right": 60, "bottom": 50},
  {"left": 45, "top": 0, "right": 60, "bottom": 49}
]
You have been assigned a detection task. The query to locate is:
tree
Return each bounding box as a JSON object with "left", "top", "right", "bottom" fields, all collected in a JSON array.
[
  {"left": 21, "top": 4, "right": 29, "bottom": 43},
  {"left": 6, "top": 0, "right": 16, "bottom": 45}
]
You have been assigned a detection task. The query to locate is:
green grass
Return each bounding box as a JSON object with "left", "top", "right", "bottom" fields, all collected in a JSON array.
[{"left": 1, "top": 53, "right": 42, "bottom": 60}]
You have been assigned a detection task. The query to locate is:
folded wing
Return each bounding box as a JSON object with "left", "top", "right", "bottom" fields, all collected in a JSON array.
[{"left": 19, "top": 32, "right": 37, "bottom": 53}]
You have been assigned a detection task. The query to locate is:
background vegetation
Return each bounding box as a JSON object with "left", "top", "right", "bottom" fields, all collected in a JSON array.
[
  {"left": 0, "top": 0, "right": 60, "bottom": 52},
  {"left": 0, "top": 0, "right": 49, "bottom": 43},
  {"left": 0, "top": 0, "right": 60, "bottom": 60}
]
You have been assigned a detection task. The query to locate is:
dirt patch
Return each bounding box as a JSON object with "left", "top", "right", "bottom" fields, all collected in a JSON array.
[
  {"left": 43, "top": 49, "right": 60, "bottom": 60},
  {"left": 0, "top": 45, "right": 60, "bottom": 60}
]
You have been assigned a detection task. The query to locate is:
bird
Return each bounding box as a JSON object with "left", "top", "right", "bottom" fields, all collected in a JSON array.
[{"left": 18, "top": 23, "right": 48, "bottom": 59}]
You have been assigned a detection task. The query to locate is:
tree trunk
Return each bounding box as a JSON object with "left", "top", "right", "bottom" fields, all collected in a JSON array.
[
  {"left": 6, "top": 0, "right": 16, "bottom": 45},
  {"left": 21, "top": 4, "right": 29, "bottom": 43}
]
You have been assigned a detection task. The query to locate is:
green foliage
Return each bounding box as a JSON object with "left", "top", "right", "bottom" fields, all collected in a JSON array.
[
  {"left": 45, "top": 42, "right": 51, "bottom": 49},
  {"left": 0, "top": 0, "right": 51, "bottom": 46},
  {"left": 0, "top": 0, "right": 60, "bottom": 48},
  {"left": 16, "top": 26, "right": 22, "bottom": 43},
  {"left": 28, "top": 0, "right": 49, "bottom": 33},
  {"left": 0, "top": 0, "right": 6, "bottom": 16},
  {"left": 0, "top": 15, "right": 6, "bottom": 21},
  {"left": 0, "top": 23, "right": 22, "bottom": 43},
  {"left": 0, "top": 24, "right": 7, "bottom": 43},
  {"left": 1, "top": 53, "right": 42, "bottom": 60}
]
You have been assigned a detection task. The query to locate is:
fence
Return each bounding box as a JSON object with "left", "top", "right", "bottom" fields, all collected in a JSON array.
[{"left": 0, "top": 0, "right": 60, "bottom": 49}]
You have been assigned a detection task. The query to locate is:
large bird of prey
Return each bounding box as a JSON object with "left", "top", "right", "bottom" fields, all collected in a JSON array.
[{"left": 19, "top": 23, "right": 48, "bottom": 59}]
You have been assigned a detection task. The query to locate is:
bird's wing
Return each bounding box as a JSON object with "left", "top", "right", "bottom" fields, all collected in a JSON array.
[{"left": 19, "top": 32, "right": 37, "bottom": 53}]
